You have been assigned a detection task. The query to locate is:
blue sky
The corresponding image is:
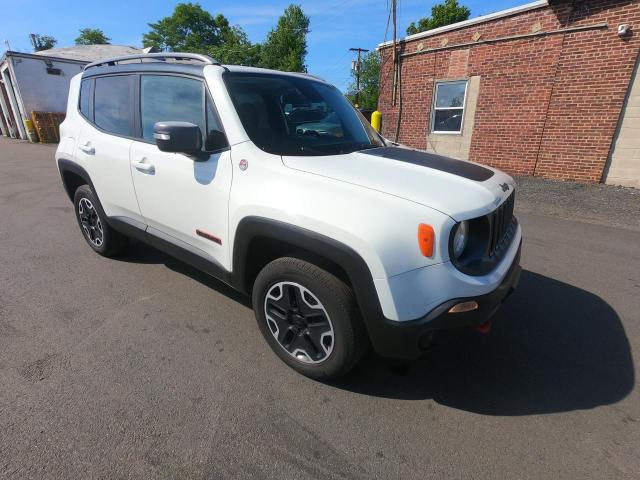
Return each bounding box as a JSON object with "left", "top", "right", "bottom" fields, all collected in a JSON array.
[{"left": 1, "top": 0, "right": 526, "bottom": 91}]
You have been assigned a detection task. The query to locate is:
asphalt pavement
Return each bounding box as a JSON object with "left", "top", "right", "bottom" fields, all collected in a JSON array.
[{"left": 1, "top": 137, "right": 638, "bottom": 479}]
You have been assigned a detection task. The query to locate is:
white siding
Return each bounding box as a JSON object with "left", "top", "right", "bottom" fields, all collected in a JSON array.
[
  {"left": 9, "top": 55, "right": 84, "bottom": 116},
  {"left": 606, "top": 61, "right": 640, "bottom": 188}
]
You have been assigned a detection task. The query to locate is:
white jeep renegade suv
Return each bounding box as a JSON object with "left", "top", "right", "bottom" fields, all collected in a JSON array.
[{"left": 56, "top": 53, "right": 522, "bottom": 379}]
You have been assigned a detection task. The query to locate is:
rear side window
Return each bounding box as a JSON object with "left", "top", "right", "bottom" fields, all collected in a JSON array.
[
  {"left": 140, "top": 75, "right": 204, "bottom": 142},
  {"left": 79, "top": 79, "right": 91, "bottom": 119},
  {"left": 94, "top": 76, "right": 132, "bottom": 136}
]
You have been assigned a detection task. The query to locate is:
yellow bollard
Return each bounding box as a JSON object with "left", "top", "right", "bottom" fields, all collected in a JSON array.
[
  {"left": 23, "top": 119, "right": 39, "bottom": 143},
  {"left": 371, "top": 110, "right": 381, "bottom": 133}
]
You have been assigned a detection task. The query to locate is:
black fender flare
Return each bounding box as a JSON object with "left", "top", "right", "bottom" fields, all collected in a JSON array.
[
  {"left": 230, "top": 217, "right": 438, "bottom": 359},
  {"left": 231, "top": 216, "right": 385, "bottom": 324},
  {"left": 56, "top": 158, "right": 96, "bottom": 202},
  {"left": 231, "top": 216, "right": 455, "bottom": 360}
]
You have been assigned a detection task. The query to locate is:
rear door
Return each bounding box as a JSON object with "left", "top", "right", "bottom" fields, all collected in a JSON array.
[
  {"left": 129, "top": 74, "right": 233, "bottom": 270},
  {"left": 75, "top": 74, "right": 143, "bottom": 224}
]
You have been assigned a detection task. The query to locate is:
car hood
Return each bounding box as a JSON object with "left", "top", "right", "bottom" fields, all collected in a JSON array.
[{"left": 282, "top": 146, "right": 515, "bottom": 221}]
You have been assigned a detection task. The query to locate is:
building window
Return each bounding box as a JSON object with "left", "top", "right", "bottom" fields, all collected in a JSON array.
[{"left": 431, "top": 80, "right": 467, "bottom": 134}]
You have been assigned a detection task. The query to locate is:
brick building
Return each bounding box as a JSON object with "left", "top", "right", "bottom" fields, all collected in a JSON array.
[{"left": 377, "top": 0, "right": 640, "bottom": 186}]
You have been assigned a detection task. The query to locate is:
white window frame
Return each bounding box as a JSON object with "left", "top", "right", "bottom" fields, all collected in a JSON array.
[{"left": 431, "top": 79, "right": 468, "bottom": 135}]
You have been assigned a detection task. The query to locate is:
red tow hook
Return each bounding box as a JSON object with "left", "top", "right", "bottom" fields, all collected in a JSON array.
[{"left": 475, "top": 320, "right": 492, "bottom": 334}]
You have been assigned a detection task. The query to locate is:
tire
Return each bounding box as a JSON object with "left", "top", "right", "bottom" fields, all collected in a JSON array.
[
  {"left": 73, "top": 185, "right": 128, "bottom": 257},
  {"left": 252, "top": 257, "right": 367, "bottom": 380}
]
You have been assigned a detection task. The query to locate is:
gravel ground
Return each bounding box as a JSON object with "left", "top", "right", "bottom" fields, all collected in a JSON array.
[{"left": 515, "top": 176, "right": 640, "bottom": 232}]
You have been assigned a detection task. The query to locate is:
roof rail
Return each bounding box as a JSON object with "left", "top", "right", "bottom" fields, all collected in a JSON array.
[{"left": 83, "top": 52, "right": 219, "bottom": 71}]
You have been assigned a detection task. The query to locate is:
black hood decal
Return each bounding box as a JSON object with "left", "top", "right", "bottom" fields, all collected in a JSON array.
[{"left": 361, "top": 147, "right": 494, "bottom": 182}]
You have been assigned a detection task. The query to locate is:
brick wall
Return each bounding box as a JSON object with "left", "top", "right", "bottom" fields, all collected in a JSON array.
[{"left": 378, "top": 0, "right": 640, "bottom": 182}]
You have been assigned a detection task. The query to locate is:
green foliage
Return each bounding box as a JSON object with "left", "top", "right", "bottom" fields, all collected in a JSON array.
[
  {"left": 259, "top": 5, "right": 310, "bottom": 72},
  {"left": 75, "top": 28, "right": 111, "bottom": 45},
  {"left": 31, "top": 34, "right": 57, "bottom": 52},
  {"left": 208, "top": 15, "right": 261, "bottom": 66},
  {"left": 347, "top": 51, "right": 380, "bottom": 110},
  {"left": 406, "top": 0, "right": 470, "bottom": 36},
  {"left": 142, "top": 2, "right": 229, "bottom": 53},
  {"left": 143, "top": 2, "right": 310, "bottom": 69}
]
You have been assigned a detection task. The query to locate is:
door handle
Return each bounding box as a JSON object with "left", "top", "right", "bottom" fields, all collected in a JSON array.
[
  {"left": 79, "top": 142, "right": 95, "bottom": 155},
  {"left": 132, "top": 159, "right": 155, "bottom": 174}
]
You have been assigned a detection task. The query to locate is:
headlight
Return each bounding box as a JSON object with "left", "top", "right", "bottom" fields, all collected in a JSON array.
[{"left": 452, "top": 221, "right": 468, "bottom": 259}]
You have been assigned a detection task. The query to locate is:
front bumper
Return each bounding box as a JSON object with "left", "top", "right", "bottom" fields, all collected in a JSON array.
[{"left": 366, "top": 241, "right": 522, "bottom": 360}]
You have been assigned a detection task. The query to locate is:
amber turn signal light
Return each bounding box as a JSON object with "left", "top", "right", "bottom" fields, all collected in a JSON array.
[
  {"left": 448, "top": 301, "right": 479, "bottom": 314},
  {"left": 418, "top": 224, "right": 435, "bottom": 257}
]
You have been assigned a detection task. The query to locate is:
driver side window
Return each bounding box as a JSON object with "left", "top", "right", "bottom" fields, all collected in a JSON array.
[{"left": 140, "top": 75, "right": 205, "bottom": 143}]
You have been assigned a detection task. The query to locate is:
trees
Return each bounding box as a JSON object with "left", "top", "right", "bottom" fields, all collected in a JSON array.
[
  {"left": 142, "top": 2, "right": 260, "bottom": 66},
  {"left": 142, "top": 2, "right": 227, "bottom": 53},
  {"left": 30, "top": 34, "right": 57, "bottom": 52},
  {"left": 347, "top": 51, "right": 380, "bottom": 110},
  {"left": 208, "top": 15, "right": 261, "bottom": 66},
  {"left": 258, "top": 5, "right": 310, "bottom": 72},
  {"left": 406, "top": 0, "right": 470, "bottom": 36},
  {"left": 143, "top": 3, "right": 309, "bottom": 71},
  {"left": 75, "top": 28, "right": 111, "bottom": 45}
]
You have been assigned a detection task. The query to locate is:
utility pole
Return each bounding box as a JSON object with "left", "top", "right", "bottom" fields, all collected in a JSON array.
[{"left": 349, "top": 47, "right": 369, "bottom": 108}]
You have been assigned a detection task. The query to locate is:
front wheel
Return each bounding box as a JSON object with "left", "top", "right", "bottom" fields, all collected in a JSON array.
[{"left": 252, "top": 257, "right": 367, "bottom": 380}]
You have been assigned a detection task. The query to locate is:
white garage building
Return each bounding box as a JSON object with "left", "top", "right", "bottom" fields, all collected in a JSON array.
[{"left": 0, "top": 45, "right": 148, "bottom": 140}]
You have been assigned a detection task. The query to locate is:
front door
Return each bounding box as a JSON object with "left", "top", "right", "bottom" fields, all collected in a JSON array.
[{"left": 129, "top": 74, "right": 233, "bottom": 270}]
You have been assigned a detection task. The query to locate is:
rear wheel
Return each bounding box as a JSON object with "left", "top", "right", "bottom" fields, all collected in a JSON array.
[
  {"left": 73, "top": 185, "right": 128, "bottom": 257},
  {"left": 253, "top": 257, "right": 366, "bottom": 379}
]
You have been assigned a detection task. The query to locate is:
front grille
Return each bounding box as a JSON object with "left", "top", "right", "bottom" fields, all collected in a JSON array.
[
  {"left": 450, "top": 190, "right": 518, "bottom": 276},
  {"left": 488, "top": 191, "right": 515, "bottom": 258}
]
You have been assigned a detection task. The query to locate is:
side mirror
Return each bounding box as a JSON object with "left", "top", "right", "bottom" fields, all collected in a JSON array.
[
  {"left": 205, "top": 129, "right": 228, "bottom": 152},
  {"left": 153, "top": 121, "right": 202, "bottom": 154}
]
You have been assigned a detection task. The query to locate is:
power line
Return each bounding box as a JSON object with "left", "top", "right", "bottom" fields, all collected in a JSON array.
[
  {"left": 383, "top": 1, "right": 392, "bottom": 44},
  {"left": 378, "top": 0, "right": 395, "bottom": 97},
  {"left": 315, "top": 49, "right": 353, "bottom": 77},
  {"left": 308, "top": 0, "right": 359, "bottom": 30}
]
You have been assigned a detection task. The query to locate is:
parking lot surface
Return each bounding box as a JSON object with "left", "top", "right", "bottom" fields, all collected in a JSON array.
[{"left": 1, "top": 137, "right": 639, "bottom": 479}]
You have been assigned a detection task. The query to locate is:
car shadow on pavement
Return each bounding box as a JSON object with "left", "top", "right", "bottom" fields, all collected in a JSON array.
[
  {"left": 116, "top": 243, "right": 634, "bottom": 416},
  {"left": 334, "top": 270, "right": 635, "bottom": 416},
  {"left": 118, "top": 240, "right": 252, "bottom": 309}
]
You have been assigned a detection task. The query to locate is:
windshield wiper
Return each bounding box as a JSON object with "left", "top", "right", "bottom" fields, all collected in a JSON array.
[
  {"left": 297, "top": 145, "right": 327, "bottom": 155},
  {"left": 293, "top": 142, "right": 378, "bottom": 156},
  {"left": 354, "top": 144, "right": 377, "bottom": 151}
]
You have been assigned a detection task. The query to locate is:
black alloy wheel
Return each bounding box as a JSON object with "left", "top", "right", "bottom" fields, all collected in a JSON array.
[
  {"left": 253, "top": 257, "right": 367, "bottom": 379},
  {"left": 264, "top": 281, "right": 334, "bottom": 363},
  {"left": 78, "top": 197, "right": 104, "bottom": 248}
]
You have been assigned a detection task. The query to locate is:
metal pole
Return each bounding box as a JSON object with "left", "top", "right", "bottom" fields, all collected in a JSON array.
[{"left": 350, "top": 47, "right": 369, "bottom": 108}]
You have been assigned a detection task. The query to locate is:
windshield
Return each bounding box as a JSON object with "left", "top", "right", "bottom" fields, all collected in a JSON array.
[{"left": 224, "top": 72, "right": 384, "bottom": 156}]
